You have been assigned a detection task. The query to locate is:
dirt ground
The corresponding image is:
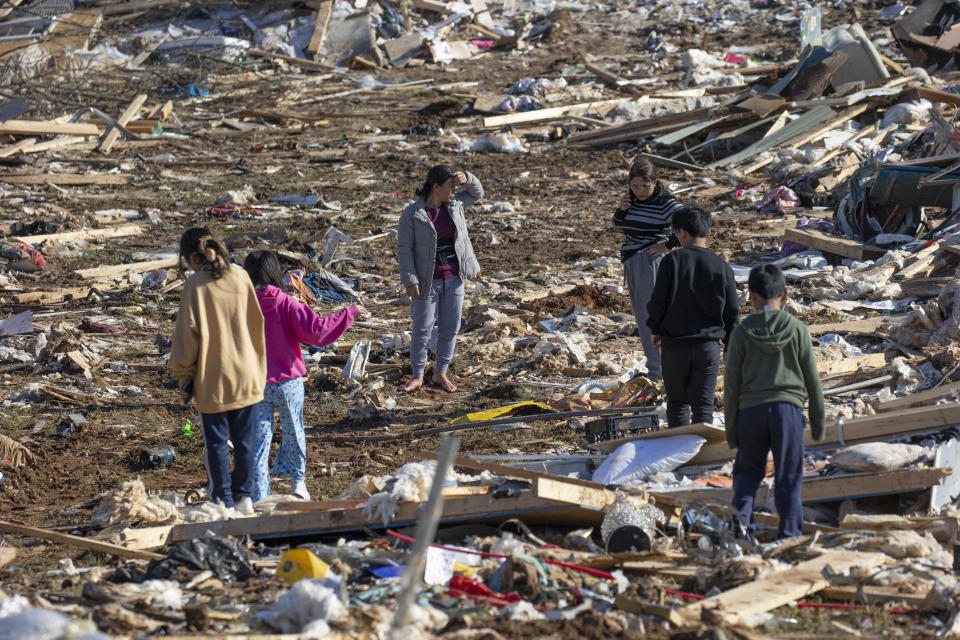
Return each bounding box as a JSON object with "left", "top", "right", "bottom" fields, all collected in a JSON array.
[{"left": 0, "top": 0, "right": 938, "bottom": 637}]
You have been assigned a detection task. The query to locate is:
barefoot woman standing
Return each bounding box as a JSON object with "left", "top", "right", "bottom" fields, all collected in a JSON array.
[{"left": 397, "top": 165, "right": 483, "bottom": 392}]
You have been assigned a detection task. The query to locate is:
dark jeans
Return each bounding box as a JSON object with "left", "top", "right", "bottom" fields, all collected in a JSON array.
[
  {"left": 661, "top": 339, "right": 721, "bottom": 427},
  {"left": 731, "top": 402, "right": 806, "bottom": 539},
  {"left": 201, "top": 404, "right": 258, "bottom": 508}
]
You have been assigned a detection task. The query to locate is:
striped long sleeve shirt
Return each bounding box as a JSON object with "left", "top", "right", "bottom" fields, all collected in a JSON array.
[{"left": 612, "top": 182, "right": 682, "bottom": 261}]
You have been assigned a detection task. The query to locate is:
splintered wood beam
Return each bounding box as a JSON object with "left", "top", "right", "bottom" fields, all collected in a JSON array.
[
  {"left": 305, "top": 0, "right": 333, "bottom": 55},
  {"left": 100, "top": 93, "right": 147, "bottom": 153},
  {"left": 679, "top": 551, "right": 888, "bottom": 625}
]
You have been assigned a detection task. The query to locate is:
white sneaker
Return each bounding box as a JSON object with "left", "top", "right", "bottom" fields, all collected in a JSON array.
[
  {"left": 235, "top": 496, "right": 254, "bottom": 515},
  {"left": 291, "top": 480, "right": 311, "bottom": 501}
]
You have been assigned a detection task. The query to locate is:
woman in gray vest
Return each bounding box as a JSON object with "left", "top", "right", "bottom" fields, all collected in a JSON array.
[{"left": 397, "top": 165, "right": 482, "bottom": 392}]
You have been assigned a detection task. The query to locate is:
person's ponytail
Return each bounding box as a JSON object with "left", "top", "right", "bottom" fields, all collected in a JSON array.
[{"left": 179, "top": 228, "right": 231, "bottom": 279}]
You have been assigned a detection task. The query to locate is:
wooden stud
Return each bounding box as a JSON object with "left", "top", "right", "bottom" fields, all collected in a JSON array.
[
  {"left": 816, "top": 352, "right": 887, "bottom": 375},
  {"left": 12, "top": 223, "right": 143, "bottom": 245},
  {"left": 0, "top": 120, "right": 101, "bottom": 136},
  {"left": 100, "top": 93, "right": 148, "bottom": 153},
  {"left": 876, "top": 381, "right": 960, "bottom": 413},
  {"left": 483, "top": 99, "right": 623, "bottom": 128},
  {"left": 305, "top": 1, "right": 333, "bottom": 55},
  {"left": 783, "top": 227, "right": 886, "bottom": 260}
]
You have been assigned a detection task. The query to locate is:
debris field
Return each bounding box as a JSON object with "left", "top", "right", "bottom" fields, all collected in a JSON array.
[{"left": 6, "top": 0, "right": 960, "bottom": 638}]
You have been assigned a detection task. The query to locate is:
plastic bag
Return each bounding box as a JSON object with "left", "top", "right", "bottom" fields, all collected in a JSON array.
[
  {"left": 592, "top": 436, "right": 706, "bottom": 485},
  {"left": 831, "top": 442, "right": 925, "bottom": 472},
  {"left": 146, "top": 535, "right": 254, "bottom": 583}
]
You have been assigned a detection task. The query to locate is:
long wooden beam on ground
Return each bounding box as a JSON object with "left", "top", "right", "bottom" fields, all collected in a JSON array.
[
  {"left": 483, "top": 99, "right": 624, "bottom": 128},
  {"left": 0, "top": 173, "right": 128, "bottom": 185},
  {"left": 13, "top": 223, "right": 142, "bottom": 245},
  {"left": 654, "top": 468, "right": 951, "bottom": 506},
  {"left": 817, "top": 352, "right": 887, "bottom": 375},
  {"left": 783, "top": 227, "right": 886, "bottom": 260},
  {"left": 876, "top": 381, "right": 960, "bottom": 413},
  {"left": 679, "top": 551, "right": 887, "bottom": 625},
  {"left": 0, "top": 120, "right": 101, "bottom": 136},
  {"left": 116, "top": 488, "right": 609, "bottom": 551},
  {"left": 9, "top": 286, "right": 95, "bottom": 304},
  {"left": 76, "top": 257, "right": 178, "bottom": 280},
  {"left": 685, "top": 401, "right": 960, "bottom": 466},
  {"left": 0, "top": 519, "right": 162, "bottom": 560}
]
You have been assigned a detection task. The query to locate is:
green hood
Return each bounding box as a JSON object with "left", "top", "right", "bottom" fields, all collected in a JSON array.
[{"left": 739, "top": 309, "right": 797, "bottom": 353}]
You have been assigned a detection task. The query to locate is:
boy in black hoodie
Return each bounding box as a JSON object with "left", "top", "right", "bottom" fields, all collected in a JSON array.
[
  {"left": 725, "top": 264, "right": 824, "bottom": 539},
  {"left": 647, "top": 205, "right": 739, "bottom": 428}
]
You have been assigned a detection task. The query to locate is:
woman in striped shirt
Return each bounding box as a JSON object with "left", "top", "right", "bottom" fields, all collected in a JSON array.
[{"left": 612, "top": 158, "right": 682, "bottom": 381}]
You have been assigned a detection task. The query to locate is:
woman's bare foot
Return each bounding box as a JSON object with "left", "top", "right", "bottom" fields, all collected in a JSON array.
[
  {"left": 403, "top": 377, "right": 423, "bottom": 391},
  {"left": 432, "top": 371, "right": 457, "bottom": 392}
]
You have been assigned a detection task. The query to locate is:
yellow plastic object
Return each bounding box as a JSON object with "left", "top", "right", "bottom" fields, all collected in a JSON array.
[
  {"left": 450, "top": 401, "right": 554, "bottom": 425},
  {"left": 453, "top": 562, "right": 479, "bottom": 578},
  {"left": 276, "top": 549, "right": 330, "bottom": 584}
]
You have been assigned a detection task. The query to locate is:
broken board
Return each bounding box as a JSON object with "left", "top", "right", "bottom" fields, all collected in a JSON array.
[
  {"left": 679, "top": 550, "right": 887, "bottom": 625},
  {"left": 783, "top": 227, "right": 886, "bottom": 260}
]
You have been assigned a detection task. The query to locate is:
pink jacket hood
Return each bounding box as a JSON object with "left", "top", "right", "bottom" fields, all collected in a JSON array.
[{"left": 256, "top": 285, "right": 360, "bottom": 385}]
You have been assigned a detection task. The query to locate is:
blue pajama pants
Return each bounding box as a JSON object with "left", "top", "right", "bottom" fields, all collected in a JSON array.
[
  {"left": 252, "top": 377, "right": 306, "bottom": 502},
  {"left": 731, "top": 401, "right": 806, "bottom": 539}
]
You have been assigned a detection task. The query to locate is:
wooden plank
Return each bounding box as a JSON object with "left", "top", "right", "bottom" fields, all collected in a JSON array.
[
  {"left": 100, "top": 93, "right": 148, "bottom": 153},
  {"left": 905, "top": 86, "right": 960, "bottom": 107},
  {"left": 680, "top": 551, "right": 887, "bottom": 624},
  {"left": 483, "top": 99, "right": 622, "bottom": 128},
  {"left": 617, "top": 560, "right": 697, "bottom": 579},
  {"left": 895, "top": 243, "right": 941, "bottom": 279},
  {"left": 807, "top": 315, "right": 890, "bottom": 336},
  {"left": 685, "top": 402, "right": 960, "bottom": 467},
  {"left": 13, "top": 223, "right": 142, "bottom": 245},
  {"left": 75, "top": 257, "right": 177, "bottom": 280},
  {"left": 305, "top": 1, "right": 333, "bottom": 55},
  {"left": 655, "top": 468, "right": 951, "bottom": 506},
  {"left": 817, "top": 352, "right": 887, "bottom": 375},
  {"left": 0, "top": 120, "right": 101, "bottom": 136},
  {"left": 899, "top": 276, "right": 951, "bottom": 297},
  {"left": 822, "top": 585, "right": 928, "bottom": 606},
  {"left": 120, "top": 491, "right": 605, "bottom": 550},
  {"left": 20, "top": 136, "right": 89, "bottom": 154},
  {"left": 534, "top": 477, "right": 617, "bottom": 510},
  {"left": 10, "top": 286, "right": 93, "bottom": 304},
  {"left": 0, "top": 136, "right": 37, "bottom": 158},
  {"left": 146, "top": 100, "right": 174, "bottom": 121},
  {"left": 587, "top": 422, "right": 726, "bottom": 454},
  {"left": 0, "top": 519, "right": 162, "bottom": 560},
  {"left": 876, "top": 381, "right": 960, "bottom": 412},
  {"left": 783, "top": 227, "right": 886, "bottom": 260},
  {"left": 0, "top": 173, "right": 128, "bottom": 185},
  {"left": 614, "top": 594, "right": 686, "bottom": 627}
]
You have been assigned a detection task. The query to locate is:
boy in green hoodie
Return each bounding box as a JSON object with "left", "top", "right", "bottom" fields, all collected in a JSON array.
[{"left": 725, "top": 264, "right": 824, "bottom": 539}]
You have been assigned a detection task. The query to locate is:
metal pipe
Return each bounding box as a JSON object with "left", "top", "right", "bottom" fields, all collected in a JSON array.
[{"left": 822, "top": 374, "right": 893, "bottom": 396}]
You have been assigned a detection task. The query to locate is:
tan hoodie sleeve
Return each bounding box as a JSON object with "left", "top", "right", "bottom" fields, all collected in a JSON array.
[{"left": 169, "top": 282, "right": 200, "bottom": 387}]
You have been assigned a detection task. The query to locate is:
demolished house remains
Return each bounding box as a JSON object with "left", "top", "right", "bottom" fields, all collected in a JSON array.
[{"left": 9, "top": 0, "right": 960, "bottom": 638}]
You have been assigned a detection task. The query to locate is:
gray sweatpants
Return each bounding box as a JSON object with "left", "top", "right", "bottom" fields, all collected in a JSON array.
[
  {"left": 410, "top": 276, "right": 464, "bottom": 377},
  {"left": 624, "top": 251, "right": 663, "bottom": 380}
]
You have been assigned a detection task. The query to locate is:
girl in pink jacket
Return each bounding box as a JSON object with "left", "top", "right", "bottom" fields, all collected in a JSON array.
[{"left": 244, "top": 250, "right": 365, "bottom": 501}]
